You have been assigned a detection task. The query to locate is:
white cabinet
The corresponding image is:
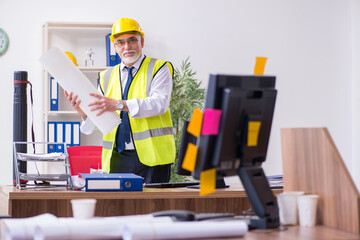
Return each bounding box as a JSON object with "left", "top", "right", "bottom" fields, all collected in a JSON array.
[{"left": 42, "top": 22, "right": 113, "bottom": 148}]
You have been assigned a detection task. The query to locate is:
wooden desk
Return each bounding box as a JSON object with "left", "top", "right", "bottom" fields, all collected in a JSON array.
[
  {"left": 240, "top": 226, "right": 360, "bottom": 240},
  {"left": 0, "top": 184, "right": 282, "bottom": 218}
]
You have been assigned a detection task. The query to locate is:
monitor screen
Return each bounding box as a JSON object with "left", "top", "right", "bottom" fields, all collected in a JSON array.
[{"left": 192, "top": 74, "right": 277, "bottom": 179}]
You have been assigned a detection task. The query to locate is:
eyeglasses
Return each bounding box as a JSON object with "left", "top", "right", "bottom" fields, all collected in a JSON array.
[{"left": 114, "top": 37, "right": 141, "bottom": 47}]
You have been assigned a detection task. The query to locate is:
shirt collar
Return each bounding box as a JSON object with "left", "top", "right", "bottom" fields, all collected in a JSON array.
[{"left": 120, "top": 54, "right": 144, "bottom": 72}]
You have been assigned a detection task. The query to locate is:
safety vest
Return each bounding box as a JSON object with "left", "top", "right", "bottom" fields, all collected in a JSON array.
[{"left": 99, "top": 57, "right": 176, "bottom": 172}]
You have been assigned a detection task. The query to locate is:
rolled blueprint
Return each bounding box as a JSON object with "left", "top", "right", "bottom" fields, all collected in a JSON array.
[
  {"left": 33, "top": 215, "right": 173, "bottom": 240},
  {"left": 122, "top": 220, "right": 248, "bottom": 239},
  {"left": 39, "top": 46, "right": 121, "bottom": 135},
  {"left": 1, "top": 213, "right": 58, "bottom": 240}
]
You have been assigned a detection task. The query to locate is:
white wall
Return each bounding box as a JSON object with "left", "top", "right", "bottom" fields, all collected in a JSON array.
[
  {"left": 352, "top": 0, "right": 360, "bottom": 189},
  {"left": 0, "top": 0, "right": 357, "bottom": 188}
]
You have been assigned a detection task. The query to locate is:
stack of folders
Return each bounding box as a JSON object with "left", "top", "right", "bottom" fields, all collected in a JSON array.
[
  {"left": 80, "top": 173, "right": 143, "bottom": 192},
  {"left": 48, "top": 122, "right": 80, "bottom": 153}
]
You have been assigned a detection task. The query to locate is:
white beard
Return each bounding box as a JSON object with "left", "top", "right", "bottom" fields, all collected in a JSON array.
[{"left": 122, "top": 50, "right": 141, "bottom": 65}]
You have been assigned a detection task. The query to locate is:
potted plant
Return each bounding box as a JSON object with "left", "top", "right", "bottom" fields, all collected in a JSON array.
[{"left": 169, "top": 57, "right": 205, "bottom": 182}]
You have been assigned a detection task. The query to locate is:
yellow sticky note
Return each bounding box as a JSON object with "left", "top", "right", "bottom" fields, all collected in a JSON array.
[
  {"left": 200, "top": 168, "right": 216, "bottom": 196},
  {"left": 253, "top": 57, "right": 268, "bottom": 75},
  {"left": 247, "top": 121, "right": 261, "bottom": 146},
  {"left": 181, "top": 143, "right": 198, "bottom": 172},
  {"left": 187, "top": 108, "right": 204, "bottom": 138}
]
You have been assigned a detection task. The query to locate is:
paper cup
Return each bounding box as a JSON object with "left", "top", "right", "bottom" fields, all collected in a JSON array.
[
  {"left": 71, "top": 199, "right": 97, "bottom": 219},
  {"left": 277, "top": 191, "right": 304, "bottom": 225},
  {"left": 298, "top": 195, "right": 319, "bottom": 227}
]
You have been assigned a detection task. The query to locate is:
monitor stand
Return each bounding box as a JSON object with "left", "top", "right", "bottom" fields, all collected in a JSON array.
[
  {"left": 215, "top": 173, "right": 230, "bottom": 188},
  {"left": 238, "top": 165, "right": 279, "bottom": 229}
]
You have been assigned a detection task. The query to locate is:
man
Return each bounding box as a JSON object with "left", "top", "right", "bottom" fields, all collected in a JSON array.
[{"left": 65, "top": 18, "right": 175, "bottom": 183}]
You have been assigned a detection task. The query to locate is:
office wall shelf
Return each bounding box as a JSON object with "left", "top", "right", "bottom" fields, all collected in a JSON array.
[{"left": 42, "top": 21, "right": 113, "bottom": 148}]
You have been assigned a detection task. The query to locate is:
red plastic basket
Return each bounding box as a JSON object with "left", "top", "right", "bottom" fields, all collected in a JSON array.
[{"left": 67, "top": 146, "right": 102, "bottom": 176}]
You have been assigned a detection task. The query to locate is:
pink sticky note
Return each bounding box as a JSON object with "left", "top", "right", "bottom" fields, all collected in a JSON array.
[{"left": 201, "top": 109, "right": 222, "bottom": 135}]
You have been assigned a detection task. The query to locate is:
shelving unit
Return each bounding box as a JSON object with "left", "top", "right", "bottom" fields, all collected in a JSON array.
[{"left": 42, "top": 22, "right": 113, "bottom": 148}]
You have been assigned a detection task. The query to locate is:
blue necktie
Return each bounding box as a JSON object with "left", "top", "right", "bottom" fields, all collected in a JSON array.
[{"left": 116, "top": 66, "right": 134, "bottom": 152}]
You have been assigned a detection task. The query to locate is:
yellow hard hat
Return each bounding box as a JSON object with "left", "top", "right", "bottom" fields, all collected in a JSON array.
[
  {"left": 65, "top": 52, "right": 78, "bottom": 66},
  {"left": 109, "top": 18, "right": 145, "bottom": 43}
]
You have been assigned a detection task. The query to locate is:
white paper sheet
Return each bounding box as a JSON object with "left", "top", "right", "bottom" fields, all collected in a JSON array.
[
  {"left": 39, "top": 46, "right": 121, "bottom": 135},
  {"left": 122, "top": 220, "right": 248, "bottom": 240}
]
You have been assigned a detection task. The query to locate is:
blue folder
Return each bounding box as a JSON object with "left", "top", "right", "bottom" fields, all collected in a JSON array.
[
  {"left": 80, "top": 173, "right": 143, "bottom": 192},
  {"left": 105, "top": 33, "right": 121, "bottom": 66}
]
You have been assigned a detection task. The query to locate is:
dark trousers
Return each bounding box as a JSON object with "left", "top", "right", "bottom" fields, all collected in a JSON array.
[{"left": 109, "top": 149, "right": 172, "bottom": 183}]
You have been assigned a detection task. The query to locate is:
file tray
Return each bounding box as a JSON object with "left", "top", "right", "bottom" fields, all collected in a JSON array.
[
  {"left": 19, "top": 173, "right": 70, "bottom": 182},
  {"left": 17, "top": 152, "right": 67, "bottom": 161},
  {"left": 13, "top": 141, "right": 73, "bottom": 190}
]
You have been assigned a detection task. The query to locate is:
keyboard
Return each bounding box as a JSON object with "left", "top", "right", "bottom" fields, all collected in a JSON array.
[
  {"left": 152, "top": 210, "right": 235, "bottom": 221},
  {"left": 144, "top": 181, "right": 200, "bottom": 188},
  {"left": 195, "top": 212, "right": 235, "bottom": 221}
]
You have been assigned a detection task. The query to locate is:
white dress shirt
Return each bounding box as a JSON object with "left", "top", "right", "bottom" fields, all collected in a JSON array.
[{"left": 80, "top": 55, "right": 173, "bottom": 150}]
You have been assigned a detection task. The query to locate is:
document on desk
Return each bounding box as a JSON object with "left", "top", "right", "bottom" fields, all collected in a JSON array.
[{"left": 39, "top": 46, "right": 121, "bottom": 135}]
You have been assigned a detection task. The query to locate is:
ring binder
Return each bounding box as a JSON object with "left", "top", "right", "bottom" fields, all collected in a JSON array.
[{"left": 50, "top": 77, "right": 58, "bottom": 111}]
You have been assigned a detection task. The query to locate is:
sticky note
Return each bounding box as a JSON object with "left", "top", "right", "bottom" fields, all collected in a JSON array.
[
  {"left": 200, "top": 168, "right": 216, "bottom": 196},
  {"left": 253, "top": 57, "right": 268, "bottom": 75},
  {"left": 181, "top": 143, "right": 198, "bottom": 172},
  {"left": 187, "top": 108, "right": 203, "bottom": 138},
  {"left": 202, "top": 109, "right": 222, "bottom": 135},
  {"left": 247, "top": 121, "right": 261, "bottom": 146}
]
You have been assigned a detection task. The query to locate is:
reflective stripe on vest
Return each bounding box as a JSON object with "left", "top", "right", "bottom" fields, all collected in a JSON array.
[
  {"left": 132, "top": 127, "right": 173, "bottom": 141},
  {"left": 103, "top": 140, "right": 113, "bottom": 150},
  {"left": 146, "top": 58, "right": 156, "bottom": 96},
  {"left": 103, "top": 67, "right": 114, "bottom": 93}
]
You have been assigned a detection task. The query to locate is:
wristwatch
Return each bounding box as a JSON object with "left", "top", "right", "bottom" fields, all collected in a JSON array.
[{"left": 117, "top": 100, "right": 124, "bottom": 110}]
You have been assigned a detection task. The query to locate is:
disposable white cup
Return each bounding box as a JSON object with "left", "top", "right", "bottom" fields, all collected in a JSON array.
[
  {"left": 297, "top": 195, "right": 319, "bottom": 227},
  {"left": 277, "top": 191, "right": 304, "bottom": 225},
  {"left": 71, "top": 199, "right": 97, "bottom": 219}
]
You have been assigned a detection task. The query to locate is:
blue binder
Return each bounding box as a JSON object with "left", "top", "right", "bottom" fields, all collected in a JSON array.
[
  {"left": 55, "top": 122, "right": 64, "bottom": 152},
  {"left": 48, "top": 122, "right": 56, "bottom": 153},
  {"left": 48, "top": 121, "right": 80, "bottom": 152},
  {"left": 64, "top": 122, "right": 80, "bottom": 147},
  {"left": 71, "top": 122, "right": 80, "bottom": 146},
  {"left": 80, "top": 173, "right": 143, "bottom": 192},
  {"left": 106, "top": 33, "right": 121, "bottom": 66},
  {"left": 50, "top": 77, "right": 58, "bottom": 111}
]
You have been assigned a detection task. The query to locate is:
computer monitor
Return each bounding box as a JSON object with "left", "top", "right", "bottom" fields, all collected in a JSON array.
[{"left": 192, "top": 74, "right": 279, "bottom": 229}]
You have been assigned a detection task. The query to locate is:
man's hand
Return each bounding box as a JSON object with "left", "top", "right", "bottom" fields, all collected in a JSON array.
[
  {"left": 89, "top": 93, "right": 128, "bottom": 116},
  {"left": 64, "top": 91, "right": 87, "bottom": 119}
]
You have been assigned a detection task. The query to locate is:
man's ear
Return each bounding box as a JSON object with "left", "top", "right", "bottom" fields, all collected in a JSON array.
[{"left": 141, "top": 37, "right": 145, "bottom": 48}]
